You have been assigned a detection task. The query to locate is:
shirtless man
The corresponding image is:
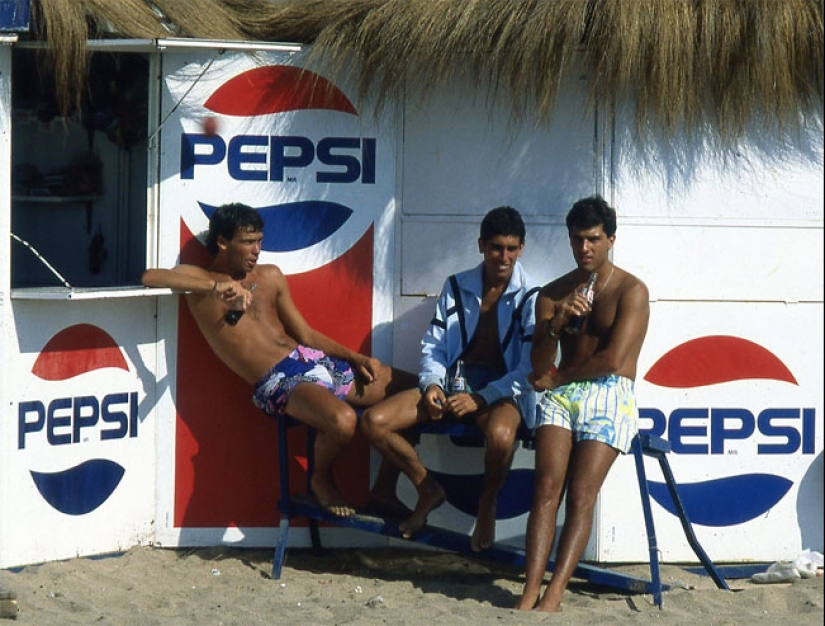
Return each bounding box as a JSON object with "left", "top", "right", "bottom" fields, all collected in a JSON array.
[
  {"left": 515, "top": 195, "right": 650, "bottom": 612},
  {"left": 361, "top": 207, "right": 539, "bottom": 550},
  {"left": 142, "top": 203, "right": 414, "bottom": 517}
]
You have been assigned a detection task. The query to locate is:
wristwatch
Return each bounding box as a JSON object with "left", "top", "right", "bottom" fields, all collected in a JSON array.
[{"left": 545, "top": 321, "right": 562, "bottom": 340}]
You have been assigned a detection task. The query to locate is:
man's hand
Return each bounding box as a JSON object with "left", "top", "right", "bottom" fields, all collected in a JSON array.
[
  {"left": 213, "top": 280, "right": 255, "bottom": 310},
  {"left": 423, "top": 384, "right": 447, "bottom": 420},
  {"left": 558, "top": 283, "right": 592, "bottom": 319},
  {"left": 354, "top": 356, "right": 382, "bottom": 383},
  {"left": 445, "top": 392, "right": 484, "bottom": 418},
  {"left": 529, "top": 369, "right": 557, "bottom": 392}
]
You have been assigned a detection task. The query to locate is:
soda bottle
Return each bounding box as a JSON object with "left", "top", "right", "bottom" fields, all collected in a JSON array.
[
  {"left": 565, "top": 272, "right": 598, "bottom": 335},
  {"left": 224, "top": 296, "right": 245, "bottom": 326},
  {"left": 224, "top": 283, "right": 256, "bottom": 326},
  {"left": 449, "top": 359, "right": 467, "bottom": 394}
]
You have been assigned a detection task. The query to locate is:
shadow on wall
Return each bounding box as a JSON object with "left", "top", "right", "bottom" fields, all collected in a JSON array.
[
  {"left": 797, "top": 450, "right": 824, "bottom": 552},
  {"left": 381, "top": 296, "right": 437, "bottom": 373}
]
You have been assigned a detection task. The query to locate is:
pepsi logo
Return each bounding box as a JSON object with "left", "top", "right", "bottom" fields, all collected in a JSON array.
[
  {"left": 19, "top": 324, "right": 141, "bottom": 516},
  {"left": 167, "top": 57, "right": 386, "bottom": 274},
  {"left": 640, "top": 335, "right": 815, "bottom": 527}
]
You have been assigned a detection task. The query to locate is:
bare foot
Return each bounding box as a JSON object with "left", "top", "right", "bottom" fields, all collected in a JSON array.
[
  {"left": 310, "top": 476, "right": 355, "bottom": 517},
  {"left": 513, "top": 593, "right": 538, "bottom": 611},
  {"left": 533, "top": 590, "right": 563, "bottom": 613},
  {"left": 398, "top": 481, "right": 445, "bottom": 539},
  {"left": 471, "top": 496, "right": 497, "bottom": 552}
]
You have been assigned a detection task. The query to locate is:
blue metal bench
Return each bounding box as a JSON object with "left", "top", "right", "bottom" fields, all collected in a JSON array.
[{"left": 272, "top": 416, "right": 729, "bottom": 608}]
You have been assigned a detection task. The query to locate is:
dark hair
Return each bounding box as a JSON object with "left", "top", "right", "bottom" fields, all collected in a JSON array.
[
  {"left": 205, "top": 203, "right": 264, "bottom": 254},
  {"left": 565, "top": 195, "right": 617, "bottom": 237},
  {"left": 480, "top": 206, "right": 526, "bottom": 243}
]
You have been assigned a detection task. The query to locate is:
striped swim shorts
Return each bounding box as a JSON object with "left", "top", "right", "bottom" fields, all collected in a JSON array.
[
  {"left": 252, "top": 345, "right": 354, "bottom": 418},
  {"left": 535, "top": 375, "right": 638, "bottom": 453}
]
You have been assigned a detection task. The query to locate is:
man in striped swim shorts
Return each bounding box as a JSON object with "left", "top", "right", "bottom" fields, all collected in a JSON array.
[
  {"left": 536, "top": 374, "right": 638, "bottom": 454},
  {"left": 515, "top": 195, "right": 650, "bottom": 613}
]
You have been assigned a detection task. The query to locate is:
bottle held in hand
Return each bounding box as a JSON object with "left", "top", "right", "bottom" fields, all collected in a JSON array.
[
  {"left": 565, "top": 272, "right": 598, "bottom": 335},
  {"left": 224, "top": 283, "right": 255, "bottom": 326},
  {"left": 224, "top": 296, "right": 245, "bottom": 326},
  {"left": 449, "top": 359, "right": 467, "bottom": 394}
]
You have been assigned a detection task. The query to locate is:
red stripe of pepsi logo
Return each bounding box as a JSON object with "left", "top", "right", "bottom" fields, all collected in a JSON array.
[
  {"left": 204, "top": 65, "right": 357, "bottom": 117},
  {"left": 644, "top": 335, "right": 797, "bottom": 388},
  {"left": 32, "top": 324, "right": 128, "bottom": 381}
]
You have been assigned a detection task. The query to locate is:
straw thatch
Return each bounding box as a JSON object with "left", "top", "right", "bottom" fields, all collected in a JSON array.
[{"left": 28, "top": 0, "right": 825, "bottom": 149}]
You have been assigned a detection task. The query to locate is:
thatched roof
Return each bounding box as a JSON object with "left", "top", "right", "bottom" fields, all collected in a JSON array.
[{"left": 28, "top": 0, "right": 825, "bottom": 150}]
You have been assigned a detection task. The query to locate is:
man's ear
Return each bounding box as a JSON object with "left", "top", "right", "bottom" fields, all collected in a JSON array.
[
  {"left": 216, "top": 234, "right": 229, "bottom": 250},
  {"left": 478, "top": 237, "right": 484, "bottom": 253}
]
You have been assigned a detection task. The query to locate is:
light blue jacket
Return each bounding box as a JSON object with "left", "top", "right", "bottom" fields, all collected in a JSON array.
[{"left": 419, "top": 261, "right": 540, "bottom": 429}]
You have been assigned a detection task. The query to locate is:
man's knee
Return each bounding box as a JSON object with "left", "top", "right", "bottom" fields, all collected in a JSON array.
[
  {"left": 533, "top": 477, "right": 564, "bottom": 509},
  {"left": 360, "top": 406, "right": 389, "bottom": 440},
  {"left": 564, "top": 482, "right": 599, "bottom": 516},
  {"left": 362, "top": 400, "right": 412, "bottom": 439},
  {"left": 326, "top": 403, "right": 358, "bottom": 438},
  {"left": 485, "top": 422, "right": 518, "bottom": 454},
  {"left": 481, "top": 406, "right": 521, "bottom": 452}
]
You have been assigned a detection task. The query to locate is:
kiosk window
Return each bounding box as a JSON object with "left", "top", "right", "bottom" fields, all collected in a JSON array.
[{"left": 11, "top": 48, "right": 150, "bottom": 289}]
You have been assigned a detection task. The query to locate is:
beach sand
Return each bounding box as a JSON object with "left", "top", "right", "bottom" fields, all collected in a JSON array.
[{"left": 2, "top": 545, "right": 822, "bottom": 624}]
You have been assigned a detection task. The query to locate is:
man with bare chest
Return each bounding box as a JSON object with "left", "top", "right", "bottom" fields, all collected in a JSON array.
[
  {"left": 361, "top": 207, "right": 539, "bottom": 550},
  {"left": 515, "top": 195, "right": 650, "bottom": 612},
  {"left": 142, "top": 203, "right": 415, "bottom": 517}
]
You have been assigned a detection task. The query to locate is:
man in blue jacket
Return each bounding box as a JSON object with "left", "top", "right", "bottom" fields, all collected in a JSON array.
[{"left": 362, "top": 206, "right": 539, "bottom": 551}]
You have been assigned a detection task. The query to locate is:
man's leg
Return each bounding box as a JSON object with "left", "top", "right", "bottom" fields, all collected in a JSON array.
[
  {"left": 361, "top": 389, "right": 445, "bottom": 538},
  {"left": 363, "top": 455, "right": 413, "bottom": 520},
  {"left": 533, "top": 440, "right": 618, "bottom": 613},
  {"left": 284, "top": 383, "right": 360, "bottom": 517},
  {"left": 350, "top": 366, "right": 419, "bottom": 518},
  {"left": 515, "top": 425, "right": 572, "bottom": 611},
  {"left": 348, "top": 365, "right": 418, "bottom": 406},
  {"left": 471, "top": 401, "right": 522, "bottom": 552}
]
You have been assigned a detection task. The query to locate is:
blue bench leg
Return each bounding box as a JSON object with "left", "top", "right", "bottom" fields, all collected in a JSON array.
[
  {"left": 272, "top": 516, "right": 290, "bottom": 579},
  {"left": 653, "top": 452, "right": 730, "bottom": 591},
  {"left": 633, "top": 435, "right": 664, "bottom": 608},
  {"left": 273, "top": 415, "right": 293, "bottom": 578}
]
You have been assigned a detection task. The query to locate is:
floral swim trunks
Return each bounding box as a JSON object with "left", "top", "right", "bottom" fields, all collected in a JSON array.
[
  {"left": 535, "top": 375, "right": 638, "bottom": 453},
  {"left": 252, "top": 345, "right": 354, "bottom": 418}
]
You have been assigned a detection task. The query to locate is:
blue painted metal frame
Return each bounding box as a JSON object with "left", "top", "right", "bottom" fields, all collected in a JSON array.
[
  {"left": 272, "top": 418, "right": 730, "bottom": 608},
  {"left": 635, "top": 434, "right": 730, "bottom": 591},
  {"left": 273, "top": 420, "right": 741, "bottom": 607},
  {"left": 0, "top": 0, "right": 31, "bottom": 33}
]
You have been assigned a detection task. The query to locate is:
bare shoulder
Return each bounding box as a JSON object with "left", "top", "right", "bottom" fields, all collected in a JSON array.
[
  {"left": 247, "top": 263, "right": 287, "bottom": 291},
  {"left": 616, "top": 268, "right": 649, "bottom": 303}
]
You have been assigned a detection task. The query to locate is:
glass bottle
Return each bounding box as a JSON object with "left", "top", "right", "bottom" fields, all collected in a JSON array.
[
  {"left": 565, "top": 272, "right": 598, "bottom": 335},
  {"left": 449, "top": 359, "right": 467, "bottom": 394}
]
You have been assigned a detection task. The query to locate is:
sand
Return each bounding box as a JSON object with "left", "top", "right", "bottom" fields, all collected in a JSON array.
[{"left": 2, "top": 545, "right": 822, "bottom": 624}]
